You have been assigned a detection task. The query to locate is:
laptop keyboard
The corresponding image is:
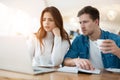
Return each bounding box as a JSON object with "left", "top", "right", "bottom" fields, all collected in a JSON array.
[
  {"left": 33, "top": 66, "right": 56, "bottom": 72},
  {"left": 33, "top": 66, "right": 42, "bottom": 71}
]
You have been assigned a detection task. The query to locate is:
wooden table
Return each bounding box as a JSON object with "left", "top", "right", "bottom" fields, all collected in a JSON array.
[{"left": 0, "top": 69, "right": 120, "bottom": 80}]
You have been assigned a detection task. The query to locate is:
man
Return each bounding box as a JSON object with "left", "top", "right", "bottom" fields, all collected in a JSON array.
[{"left": 63, "top": 6, "right": 120, "bottom": 70}]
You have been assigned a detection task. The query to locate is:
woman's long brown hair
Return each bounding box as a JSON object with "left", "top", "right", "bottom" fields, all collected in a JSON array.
[{"left": 36, "top": 6, "right": 70, "bottom": 47}]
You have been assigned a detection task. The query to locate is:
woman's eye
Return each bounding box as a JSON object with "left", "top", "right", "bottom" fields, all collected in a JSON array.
[
  {"left": 49, "top": 19, "right": 53, "bottom": 21},
  {"left": 42, "top": 18, "right": 46, "bottom": 21}
]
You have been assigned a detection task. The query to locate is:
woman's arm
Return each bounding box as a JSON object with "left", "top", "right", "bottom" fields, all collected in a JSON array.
[{"left": 51, "top": 36, "right": 70, "bottom": 66}]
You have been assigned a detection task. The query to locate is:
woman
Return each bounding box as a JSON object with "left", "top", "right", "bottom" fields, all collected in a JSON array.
[{"left": 28, "top": 6, "right": 70, "bottom": 66}]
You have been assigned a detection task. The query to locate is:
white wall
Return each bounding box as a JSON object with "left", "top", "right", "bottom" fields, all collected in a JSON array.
[
  {"left": 0, "top": 0, "right": 120, "bottom": 35},
  {"left": 0, "top": 0, "right": 45, "bottom": 35}
]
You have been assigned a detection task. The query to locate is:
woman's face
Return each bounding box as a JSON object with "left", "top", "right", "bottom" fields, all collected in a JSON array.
[{"left": 42, "top": 12, "right": 56, "bottom": 32}]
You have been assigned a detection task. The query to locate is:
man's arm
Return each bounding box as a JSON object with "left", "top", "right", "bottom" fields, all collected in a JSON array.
[
  {"left": 63, "top": 58, "right": 76, "bottom": 66},
  {"left": 63, "top": 58, "right": 95, "bottom": 70},
  {"left": 113, "top": 48, "right": 120, "bottom": 58}
]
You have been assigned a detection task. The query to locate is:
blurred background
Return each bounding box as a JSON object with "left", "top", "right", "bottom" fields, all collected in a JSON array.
[{"left": 0, "top": 0, "right": 120, "bottom": 39}]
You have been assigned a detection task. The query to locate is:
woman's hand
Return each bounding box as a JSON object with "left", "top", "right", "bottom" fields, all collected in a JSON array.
[{"left": 52, "top": 27, "right": 61, "bottom": 36}]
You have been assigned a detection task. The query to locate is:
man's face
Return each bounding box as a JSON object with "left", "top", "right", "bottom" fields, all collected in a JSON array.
[{"left": 78, "top": 13, "right": 98, "bottom": 36}]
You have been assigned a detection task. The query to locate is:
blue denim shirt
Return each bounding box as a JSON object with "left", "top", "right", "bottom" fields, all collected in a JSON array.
[{"left": 64, "top": 30, "right": 120, "bottom": 68}]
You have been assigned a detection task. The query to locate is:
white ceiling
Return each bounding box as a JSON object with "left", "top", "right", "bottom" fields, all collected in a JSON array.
[
  {"left": 44, "top": 0, "right": 120, "bottom": 33},
  {"left": 45, "top": 0, "right": 120, "bottom": 23},
  {"left": 0, "top": 0, "right": 120, "bottom": 33},
  {"left": 1, "top": 0, "right": 120, "bottom": 22}
]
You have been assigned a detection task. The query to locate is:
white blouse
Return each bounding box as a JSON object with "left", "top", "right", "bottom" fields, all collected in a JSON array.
[{"left": 27, "top": 32, "right": 70, "bottom": 66}]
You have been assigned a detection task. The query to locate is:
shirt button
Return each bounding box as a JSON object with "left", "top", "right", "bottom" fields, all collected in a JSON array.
[{"left": 110, "top": 55, "right": 113, "bottom": 57}]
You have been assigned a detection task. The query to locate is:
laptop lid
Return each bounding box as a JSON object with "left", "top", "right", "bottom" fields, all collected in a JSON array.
[{"left": 0, "top": 35, "right": 55, "bottom": 74}]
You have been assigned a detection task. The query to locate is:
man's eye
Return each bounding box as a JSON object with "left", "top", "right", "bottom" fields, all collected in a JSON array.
[{"left": 83, "top": 21, "right": 88, "bottom": 23}]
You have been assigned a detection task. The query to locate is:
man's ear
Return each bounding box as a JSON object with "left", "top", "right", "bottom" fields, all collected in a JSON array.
[{"left": 95, "top": 19, "right": 99, "bottom": 25}]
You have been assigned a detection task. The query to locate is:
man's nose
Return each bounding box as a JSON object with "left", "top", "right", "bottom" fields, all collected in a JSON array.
[{"left": 80, "top": 23, "right": 84, "bottom": 28}]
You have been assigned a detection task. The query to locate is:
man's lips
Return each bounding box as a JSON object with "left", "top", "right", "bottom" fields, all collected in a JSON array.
[{"left": 82, "top": 29, "right": 86, "bottom": 32}]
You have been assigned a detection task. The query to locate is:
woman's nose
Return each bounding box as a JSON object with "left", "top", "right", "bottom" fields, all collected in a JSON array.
[{"left": 44, "top": 20, "right": 49, "bottom": 25}]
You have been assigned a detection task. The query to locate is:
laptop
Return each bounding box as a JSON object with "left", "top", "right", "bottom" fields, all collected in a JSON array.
[{"left": 0, "top": 35, "right": 55, "bottom": 74}]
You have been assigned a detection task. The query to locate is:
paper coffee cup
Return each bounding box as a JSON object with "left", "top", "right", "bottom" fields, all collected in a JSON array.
[{"left": 96, "top": 39, "right": 105, "bottom": 49}]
